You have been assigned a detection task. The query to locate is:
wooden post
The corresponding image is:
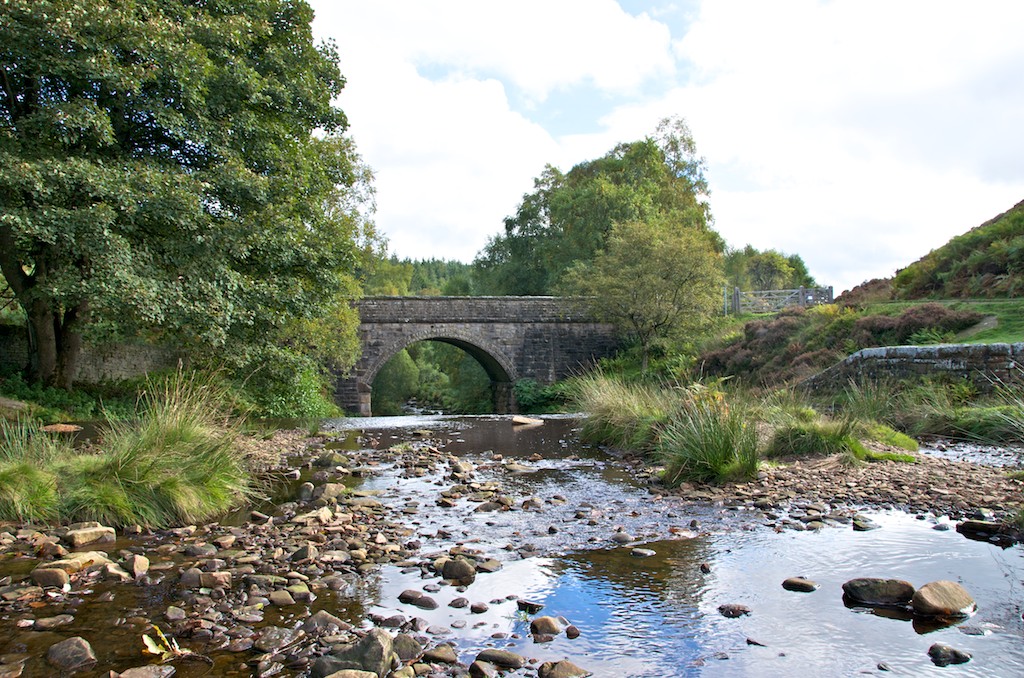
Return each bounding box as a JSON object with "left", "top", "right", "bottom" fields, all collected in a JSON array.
[
  {"left": 826, "top": 286, "right": 833, "bottom": 303},
  {"left": 732, "top": 287, "right": 741, "bottom": 315},
  {"left": 799, "top": 286, "right": 806, "bottom": 307}
]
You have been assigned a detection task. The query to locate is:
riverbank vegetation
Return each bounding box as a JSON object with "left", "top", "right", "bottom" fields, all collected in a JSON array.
[
  {"left": 0, "top": 372, "right": 253, "bottom": 527},
  {"left": 571, "top": 371, "right": 1022, "bottom": 488}
]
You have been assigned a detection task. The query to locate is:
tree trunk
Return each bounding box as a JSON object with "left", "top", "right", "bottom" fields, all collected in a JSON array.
[
  {"left": 55, "top": 302, "right": 87, "bottom": 390},
  {"left": 27, "top": 301, "right": 58, "bottom": 386},
  {"left": 26, "top": 299, "right": 86, "bottom": 390}
]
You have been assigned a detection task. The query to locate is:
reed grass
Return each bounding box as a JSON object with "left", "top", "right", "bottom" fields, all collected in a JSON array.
[
  {"left": 0, "top": 371, "right": 253, "bottom": 527},
  {"left": 658, "top": 399, "right": 759, "bottom": 485}
]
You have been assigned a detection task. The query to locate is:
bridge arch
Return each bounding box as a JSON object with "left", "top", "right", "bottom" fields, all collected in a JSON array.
[
  {"left": 334, "top": 296, "right": 621, "bottom": 416},
  {"left": 361, "top": 327, "right": 519, "bottom": 415}
]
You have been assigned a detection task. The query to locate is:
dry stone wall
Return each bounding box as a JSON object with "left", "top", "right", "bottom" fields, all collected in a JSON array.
[{"left": 801, "top": 343, "right": 1024, "bottom": 393}]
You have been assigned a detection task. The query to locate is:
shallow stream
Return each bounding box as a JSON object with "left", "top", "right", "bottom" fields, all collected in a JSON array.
[
  {"left": 1, "top": 414, "right": 1022, "bottom": 677},
  {"left": 323, "top": 415, "right": 1024, "bottom": 677}
]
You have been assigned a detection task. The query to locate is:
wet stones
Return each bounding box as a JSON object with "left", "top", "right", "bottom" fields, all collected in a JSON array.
[
  {"left": 62, "top": 522, "right": 116, "bottom": 548},
  {"left": 439, "top": 556, "right": 477, "bottom": 585},
  {"left": 928, "top": 643, "right": 972, "bottom": 666},
  {"left": 474, "top": 648, "right": 525, "bottom": 670},
  {"left": 311, "top": 628, "right": 394, "bottom": 678},
  {"left": 912, "top": 580, "right": 977, "bottom": 618},
  {"left": 782, "top": 577, "right": 819, "bottom": 593},
  {"left": 842, "top": 578, "right": 915, "bottom": 606},
  {"left": 538, "top": 659, "right": 591, "bottom": 678},
  {"left": 45, "top": 637, "right": 96, "bottom": 673},
  {"left": 718, "top": 604, "right": 752, "bottom": 618},
  {"left": 530, "top": 615, "right": 564, "bottom": 635}
]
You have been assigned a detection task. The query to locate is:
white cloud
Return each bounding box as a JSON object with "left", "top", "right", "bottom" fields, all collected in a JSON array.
[{"left": 309, "top": 0, "right": 1024, "bottom": 293}]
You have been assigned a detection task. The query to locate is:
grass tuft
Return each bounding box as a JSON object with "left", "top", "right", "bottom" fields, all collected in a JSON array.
[
  {"left": 0, "top": 371, "right": 253, "bottom": 528},
  {"left": 658, "top": 399, "right": 759, "bottom": 485}
]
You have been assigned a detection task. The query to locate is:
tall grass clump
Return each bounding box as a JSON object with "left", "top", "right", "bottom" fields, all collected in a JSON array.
[
  {"left": 571, "top": 372, "right": 676, "bottom": 452},
  {"left": 658, "top": 398, "right": 759, "bottom": 485},
  {"left": 64, "top": 371, "right": 254, "bottom": 526},
  {"left": 0, "top": 371, "right": 254, "bottom": 528},
  {"left": 0, "top": 420, "right": 63, "bottom": 522}
]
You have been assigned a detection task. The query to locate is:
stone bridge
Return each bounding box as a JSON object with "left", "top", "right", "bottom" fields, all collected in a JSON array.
[{"left": 334, "top": 297, "right": 621, "bottom": 416}]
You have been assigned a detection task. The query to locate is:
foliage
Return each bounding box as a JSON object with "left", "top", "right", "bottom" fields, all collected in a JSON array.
[
  {"left": 361, "top": 256, "right": 475, "bottom": 297},
  {"left": 561, "top": 217, "right": 724, "bottom": 372},
  {"left": 894, "top": 199, "right": 1024, "bottom": 299},
  {"left": 0, "top": 371, "right": 253, "bottom": 526},
  {"left": 371, "top": 341, "right": 494, "bottom": 415},
  {"left": 473, "top": 116, "right": 717, "bottom": 296},
  {"left": 723, "top": 246, "right": 817, "bottom": 292},
  {"left": 513, "top": 379, "right": 570, "bottom": 413},
  {"left": 658, "top": 397, "right": 759, "bottom": 485},
  {"left": 0, "top": 0, "right": 365, "bottom": 391},
  {"left": 372, "top": 349, "right": 419, "bottom": 415},
  {"left": 701, "top": 303, "right": 985, "bottom": 386}
]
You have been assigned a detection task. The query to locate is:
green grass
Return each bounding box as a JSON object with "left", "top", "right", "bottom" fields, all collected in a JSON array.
[
  {"left": 570, "top": 372, "right": 676, "bottom": 452},
  {"left": 0, "top": 371, "right": 254, "bottom": 527},
  {"left": 658, "top": 399, "right": 759, "bottom": 485}
]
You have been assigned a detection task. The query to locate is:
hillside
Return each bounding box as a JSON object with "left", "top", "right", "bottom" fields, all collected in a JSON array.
[{"left": 892, "top": 199, "right": 1024, "bottom": 299}]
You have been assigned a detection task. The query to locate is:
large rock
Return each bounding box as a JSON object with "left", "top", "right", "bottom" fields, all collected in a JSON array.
[
  {"left": 912, "top": 581, "right": 976, "bottom": 618},
  {"left": 118, "top": 666, "right": 177, "bottom": 677},
  {"left": 928, "top": 643, "right": 972, "bottom": 666},
  {"left": 30, "top": 567, "right": 70, "bottom": 589},
  {"left": 842, "top": 578, "right": 915, "bottom": 606},
  {"left": 538, "top": 660, "right": 592, "bottom": 678},
  {"left": 441, "top": 557, "right": 477, "bottom": 585},
  {"left": 530, "top": 616, "right": 564, "bottom": 635},
  {"left": 44, "top": 551, "right": 110, "bottom": 574},
  {"left": 474, "top": 649, "right": 525, "bottom": 670},
  {"left": 63, "top": 523, "right": 115, "bottom": 548},
  {"left": 311, "top": 628, "right": 394, "bottom": 678},
  {"left": 46, "top": 637, "right": 96, "bottom": 672}
]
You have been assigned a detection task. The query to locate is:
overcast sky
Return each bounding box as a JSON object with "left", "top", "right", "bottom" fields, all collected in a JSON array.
[{"left": 308, "top": 0, "right": 1024, "bottom": 293}]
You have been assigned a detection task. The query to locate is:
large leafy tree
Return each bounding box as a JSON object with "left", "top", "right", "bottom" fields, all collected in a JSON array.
[
  {"left": 0, "top": 0, "right": 361, "bottom": 389},
  {"left": 561, "top": 217, "right": 724, "bottom": 372},
  {"left": 474, "top": 117, "right": 719, "bottom": 295}
]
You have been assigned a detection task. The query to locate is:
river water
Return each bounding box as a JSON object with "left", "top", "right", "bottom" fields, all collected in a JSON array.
[
  {"left": 326, "top": 414, "right": 1024, "bottom": 678},
  {"left": 1, "top": 414, "right": 1022, "bottom": 677}
]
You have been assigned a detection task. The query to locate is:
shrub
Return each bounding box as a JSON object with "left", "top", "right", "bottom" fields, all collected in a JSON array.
[{"left": 658, "top": 399, "right": 758, "bottom": 485}]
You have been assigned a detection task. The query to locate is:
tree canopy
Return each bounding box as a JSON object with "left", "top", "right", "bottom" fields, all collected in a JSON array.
[
  {"left": 0, "top": 0, "right": 365, "bottom": 392},
  {"left": 473, "top": 117, "right": 718, "bottom": 295},
  {"left": 723, "top": 246, "right": 816, "bottom": 291},
  {"left": 561, "top": 217, "right": 724, "bottom": 372}
]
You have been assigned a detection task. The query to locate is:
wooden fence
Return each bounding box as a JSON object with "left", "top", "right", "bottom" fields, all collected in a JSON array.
[{"left": 727, "top": 286, "right": 833, "bottom": 314}]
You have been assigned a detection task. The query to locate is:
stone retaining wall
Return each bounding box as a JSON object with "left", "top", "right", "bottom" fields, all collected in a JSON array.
[
  {"left": 800, "top": 343, "right": 1024, "bottom": 393},
  {"left": 0, "top": 325, "right": 181, "bottom": 383}
]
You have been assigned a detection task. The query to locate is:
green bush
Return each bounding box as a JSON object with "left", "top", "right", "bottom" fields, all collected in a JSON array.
[{"left": 658, "top": 399, "right": 758, "bottom": 485}]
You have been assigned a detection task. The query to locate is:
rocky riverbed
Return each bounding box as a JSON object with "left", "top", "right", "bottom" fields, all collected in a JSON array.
[{"left": 0, "top": 416, "right": 1022, "bottom": 677}]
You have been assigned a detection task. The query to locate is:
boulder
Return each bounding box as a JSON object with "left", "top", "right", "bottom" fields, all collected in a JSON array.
[
  {"left": 422, "top": 644, "right": 459, "bottom": 664},
  {"left": 311, "top": 628, "right": 394, "bottom": 678},
  {"left": 782, "top": 577, "right": 818, "bottom": 593},
  {"left": 842, "top": 578, "right": 915, "bottom": 606},
  {"left": 441, "top": 557, "right": 477, "bottom": 585},
  {"left": 912, "top": 581, "right": 976, "bottom": 618},
  {"left": 46, "top": 637, "right": 96, "bottom": 672},
  {"left": 30, "top": 567, "right": 70, "bottom": 589},
  {"left": 474, "top": 649, "right": 525, "bottom": 670},
  {"left": 928, "top": 643, "right": 971, "bottom": 666},
  {"left": 538, "top": 660, "right": 592, "bottom": 678},
  {"left": 63, "top": 524, "right": 115, "bottom": 547},
  {"left": 530, "top": 616, "right": 564, "bottom": 635}
]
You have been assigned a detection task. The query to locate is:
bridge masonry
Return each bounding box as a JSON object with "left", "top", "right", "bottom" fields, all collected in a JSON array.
[{"left": 335, "top": 296, "right": 621, "bottom": 416}]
